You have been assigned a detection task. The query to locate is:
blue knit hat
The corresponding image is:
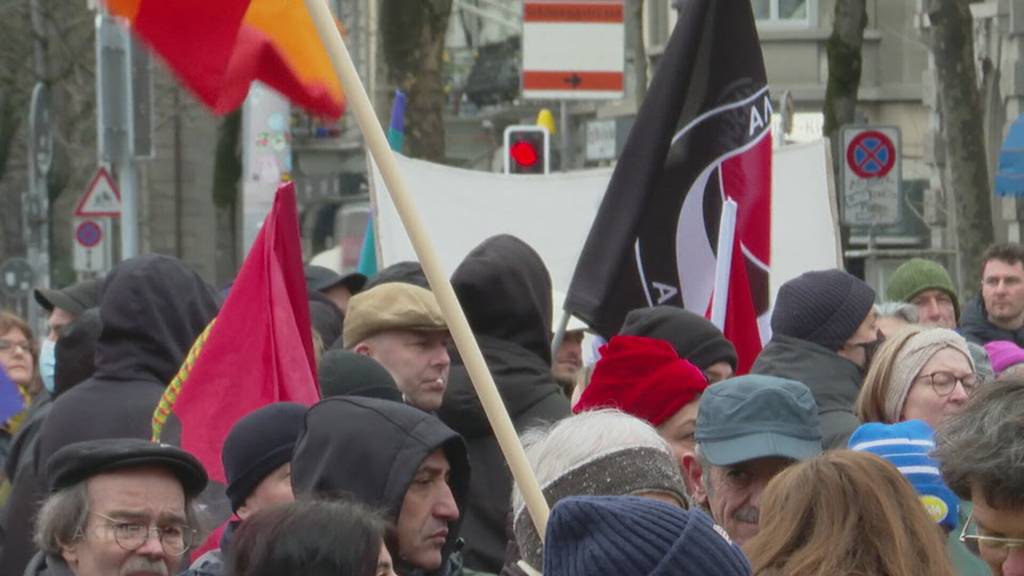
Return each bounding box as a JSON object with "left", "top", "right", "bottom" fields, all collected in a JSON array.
[
  {"left": 543, "top": 496, "right": 751, "bottom": 576},
  {"left": 848, "top": 420, "right": 959, "bottom": 531}
]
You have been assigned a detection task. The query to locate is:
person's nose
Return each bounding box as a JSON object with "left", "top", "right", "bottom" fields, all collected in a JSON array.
[
  {"left": 948, "top": 381, "right": 970, "bottom": 403},
  {"left": 1002, "top": 547, "right": 1024, "bottom": 576},
  {"left": 134, "top": 528, "right": 166, "bottom": 558},
  {"left": 433, "top": 482, "right": 460, "bottom": 522},
  {"left": 432, "top": 344, "right": 450, "bottom": 368}
]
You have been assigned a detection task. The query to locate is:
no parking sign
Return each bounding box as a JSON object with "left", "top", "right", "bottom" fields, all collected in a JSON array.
[{"left": 841, "top": 126, "right": 901, "bottom": 226}]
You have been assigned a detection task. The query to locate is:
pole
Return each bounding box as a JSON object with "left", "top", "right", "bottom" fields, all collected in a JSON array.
[
  {"left": 119, "top": 22, "right": 139, "bottom": 259},
  {"left": 559, "top": 101, "right": 571, "bottom": 171},
  {"left": 302, "top": 0, "right": 552, "bottom": 538},
  {"left": 710, "top": 199, "right": 738, "bottom": 330},
  {"left": 27, "top": 0, "right": 51, "bottom": 332}
]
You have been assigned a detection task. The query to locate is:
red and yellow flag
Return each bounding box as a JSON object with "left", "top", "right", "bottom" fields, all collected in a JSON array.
[{"left": 107, "top": 0, "right": 344, "bottom": 118}]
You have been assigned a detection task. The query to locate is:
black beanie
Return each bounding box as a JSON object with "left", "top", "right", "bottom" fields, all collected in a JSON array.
[
  {"left": 619, "top": 306, "right": 737, "bottom": 370},
  {"left": 771, "top": 269, "right": 876, "bottom": 350},
  {"left": 54, "top": 308, "right": 102, "bottom": 397},
  {"left": 318, "top": 349, "right": 403, "bottom": 402},
  {"left": 223, "top": 402, "right": 308, "bottom": 512}
]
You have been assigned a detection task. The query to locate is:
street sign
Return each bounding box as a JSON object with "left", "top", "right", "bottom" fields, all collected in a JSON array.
[
  {"left": 73, "top": 218, "right": 113, "bottom": 273},
  {"left": 841, "top": 126, "right": 901, "bottom": 226},
  {"left": 75, "top": 167, "right": 122, "bottom": 218},
  {"left": 0, "top": 258, "right": 33, "bottom": 297},
  {"left": 521, "top": 0, "right": 625, "bottom": 100}
]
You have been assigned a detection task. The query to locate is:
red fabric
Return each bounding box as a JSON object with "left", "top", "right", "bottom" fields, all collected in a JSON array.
[
  {"left": 573, "top": 335, "right": 708, "bottom": 426},
  {"left": 111, "top": 0, "right": 343, "bottom": 118},
  {"left": 172, "top": 182, "right": 320, "bottom": 484}
]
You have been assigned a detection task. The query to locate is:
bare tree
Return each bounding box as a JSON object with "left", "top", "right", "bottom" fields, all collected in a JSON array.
[
  {"left": 928, "top": 0, "right": 993, "bottom": 282},
  {"left": 823, "top": 0, "right": 867, "bottom": 253},
  {"left": 379, "top": 0, "right": 453, "bottom": 162}
]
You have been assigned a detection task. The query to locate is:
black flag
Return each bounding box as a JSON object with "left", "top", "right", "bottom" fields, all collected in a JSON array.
[{"left": 564, "top": 0, "right": 773, "bottom": 372}]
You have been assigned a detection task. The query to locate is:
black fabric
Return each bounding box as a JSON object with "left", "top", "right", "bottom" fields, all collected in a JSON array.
[
  {"left": 0, "top": 255, "right": 218, "bottom": 576},
  {"left": 317, "top": 349, "right": 402, "bottom": 401},
  {"left": 563, "top": 1, "right": 772, "bottom": 340},
  {"left": 451, "top": 235, "right": 553, "bottom": 365},
  {"left": 961, "top": 294, "right": 1024, "bottom": 346},
  {"left": 46, "top": 438, "right": 207, "bottom": 495},
  {"left": 223, "top": 403, "right": 307, "bottom": 512},
  {"left": 619, "top": 306, "right": 737, "bottom": 370},
  {"left": 305, "top": 265, "right": 367, "bottom": 294},
  {"left": 23, "top": 553, "right": 74, "bottom": 576},
  {"left": 308, "top": 292, "right": 344, "bottom": 348},
  {"left": 365, "top": 261, "right": 429, "bottom": 290},
  {"left": 750, "top": 335, "right": 861, "bottom": 449},
  {"left": 438, "top": 235, "right": 570, "bottom": 573},
  {"left": 291, "top": 396, "right": 470, "bottom": 576}
]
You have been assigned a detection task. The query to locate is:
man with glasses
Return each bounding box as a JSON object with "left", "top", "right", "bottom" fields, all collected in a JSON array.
[
  {"left": 25, "top": 438, "right": 207, "bottom": 576},
  {"left": 935, "top": 380, "right": 1024, "bottom": 576}
]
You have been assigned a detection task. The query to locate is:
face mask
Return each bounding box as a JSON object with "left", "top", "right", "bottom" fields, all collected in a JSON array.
[
  {"left": 39, "top": 338, "right": 56, "bottom": 393},
  {"left": 857, "top": 330, "right": 885, "bottom": 373}
]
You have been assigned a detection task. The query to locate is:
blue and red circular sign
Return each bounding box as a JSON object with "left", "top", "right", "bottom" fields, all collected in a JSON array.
[
  {"left": 75, "top": 220, "right": 102, "bottom": 248},
  {"left": 846, "top": 130, "right": 896, "bottom": 179}
]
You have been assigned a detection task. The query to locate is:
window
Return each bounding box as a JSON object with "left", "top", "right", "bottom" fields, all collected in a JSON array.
[{"left": 753, "top": 0, "right": 813, "bottom": 25}]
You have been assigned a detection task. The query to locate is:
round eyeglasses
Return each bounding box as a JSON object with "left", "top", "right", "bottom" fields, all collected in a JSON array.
[
  {"left": 913, "top": 371, "right": 978, "bottom": 396},
  {"left": 84, "top": 513, "right": 196, "bottom": 557}
]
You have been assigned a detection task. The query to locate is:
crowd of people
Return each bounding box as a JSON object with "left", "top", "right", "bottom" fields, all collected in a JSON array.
[{"left": 0, "top": 236, "right": 1022, "bottom": 576}]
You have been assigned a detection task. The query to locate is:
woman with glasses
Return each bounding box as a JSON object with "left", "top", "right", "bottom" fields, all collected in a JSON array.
[
  {"left": 855, "top": 325, "right": 977, "bottom": 430},
  {"left": 0, "top": 310, "right": 38, "bottom": 473},
  {"left": 855, "top": 325, "right": 991, "bottom": 575},
  {"left": 744, "top": 450, "right": 955, "bottom": 576}
]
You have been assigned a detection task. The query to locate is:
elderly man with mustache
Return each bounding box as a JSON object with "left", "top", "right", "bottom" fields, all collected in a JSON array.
[{"left": 683, "top": 375, "right": 823, "bottom": 545}]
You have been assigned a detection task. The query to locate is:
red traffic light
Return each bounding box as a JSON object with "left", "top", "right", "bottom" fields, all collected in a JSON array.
[
  {"left": 503, "top": 126, "right": 549, "bottom": 174},
  {"left": 510, "top": 140, "right": 539, "bottom": 167}
]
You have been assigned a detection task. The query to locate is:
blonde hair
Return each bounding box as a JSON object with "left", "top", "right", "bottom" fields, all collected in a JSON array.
[{"left": 744, "top": 450, "right": 954, "bottom": 576}]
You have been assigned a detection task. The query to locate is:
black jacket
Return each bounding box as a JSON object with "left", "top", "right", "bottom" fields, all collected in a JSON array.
[
  {"left": 960, "top": 294, "right": 1024, "bottom": 346},
  {"left": 750, "top": 335, "right": 861, "bottom": 449},
  {"left": 292, "top": 396, "right": 471, "bottom": 576},
  {"left": 438, "top": 235, "right": 571, "bottom": 573},
  {"left": 3, "top": 256, "right": 217, "bottom": 576}
]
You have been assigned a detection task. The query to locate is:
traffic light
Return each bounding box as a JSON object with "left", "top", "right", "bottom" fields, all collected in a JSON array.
[{"left": 503, "top": 125, "right": 550, "bottom": 174}]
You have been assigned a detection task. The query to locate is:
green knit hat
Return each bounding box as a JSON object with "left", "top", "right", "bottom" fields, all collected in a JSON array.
[{"left": 886, "top": 258, "right": 959, "bottom": 320}]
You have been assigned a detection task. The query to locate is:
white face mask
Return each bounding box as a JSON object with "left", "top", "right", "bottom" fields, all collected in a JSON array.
[{"left": 39, "top": 338, "right": 56, "bottom": 393}]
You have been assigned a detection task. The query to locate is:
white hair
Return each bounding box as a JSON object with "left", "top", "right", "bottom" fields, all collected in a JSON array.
[{"left": 511, "top": 409, "right": 674, "bottom": 514}]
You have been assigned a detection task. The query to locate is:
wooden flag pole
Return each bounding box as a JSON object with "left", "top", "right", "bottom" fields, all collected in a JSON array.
[{"left": 303, "top": 0, "right": 552, "bottom": 538}]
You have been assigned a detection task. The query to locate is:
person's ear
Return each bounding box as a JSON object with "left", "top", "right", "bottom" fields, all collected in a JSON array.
[
  {"left": 353, "top": 342, "right": 372, "bottom": 357},
  {"left": 682, "top": 453, "right": 707, "bottom": 507},
  {"left": 60, "top": 539, "right": 79, "bottom": 569}
]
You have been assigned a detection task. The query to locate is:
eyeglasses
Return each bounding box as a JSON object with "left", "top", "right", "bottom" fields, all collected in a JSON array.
[
  {"left": 914, "top": 371, "right": 978, "bottom": 396},
  {"left": 959, "top": 511, "right": 1024, "bottom": 560},
  {"left": 0, "top": 339, "right": 31, "bottom": 355},
  {"left": 83, "top": 512, "right": 196, "bottom": 557}
]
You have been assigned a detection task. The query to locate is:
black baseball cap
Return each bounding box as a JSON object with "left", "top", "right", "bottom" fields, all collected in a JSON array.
[
  {"left": 305, "top": 265, "right": 367, "bottom": 295},
  {"left": 34, "top": 278, "right": 103, "bottom": 315},
  {"left": 47, "top": 438, "right": 208, "bottom": 497},
  {"left": 695, "top": 375, "right": 822, "bottom": 466}
]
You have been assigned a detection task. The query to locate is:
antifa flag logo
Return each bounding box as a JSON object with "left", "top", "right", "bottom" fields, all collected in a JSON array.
[
  {"left": 565, "top": 0, "right": 772, "bottom": 371},
  {"left": 635, "top": 81, "right": 773, "bottom": 335}
]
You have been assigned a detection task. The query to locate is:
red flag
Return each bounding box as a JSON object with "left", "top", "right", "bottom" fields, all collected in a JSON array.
[
  {"left": 168, "top": 182, "right": 319, "bottom": 484},
  {"left": 107, "top": 0, "right": 345, "bottom": 118}
]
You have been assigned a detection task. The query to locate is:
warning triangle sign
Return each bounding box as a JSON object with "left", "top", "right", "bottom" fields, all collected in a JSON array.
[{"left": 75, "top": 167, "right": 122, "bottom": 217}]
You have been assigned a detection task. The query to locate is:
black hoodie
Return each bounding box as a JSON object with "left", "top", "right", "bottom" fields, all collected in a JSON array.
[
  {"left": 292, "top": 396, "right": 470, "bottom": 576},
  {"left": 437, "top": 235, "right": 571, "bottom": 573},
  {"left": 960, "top": 294, "right": 1024, "bottom": 346},
  {"left": 4, "top": 255, "right": 218, "bottom": 575}
]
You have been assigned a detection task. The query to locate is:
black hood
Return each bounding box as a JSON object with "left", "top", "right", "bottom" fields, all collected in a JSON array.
[
  {"left": 452, "top": 235, "right": 553, "bottom": 364},
  {"left": 291, "top": 397, "right": 470, "bottom": 568},
  {"left": 94, "top": 255, "right": 219, "bottom": 385}
]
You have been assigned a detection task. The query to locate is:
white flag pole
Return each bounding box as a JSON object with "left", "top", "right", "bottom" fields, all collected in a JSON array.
[{"left": 710, "top": 199, "right": 738, "bottom": 330}]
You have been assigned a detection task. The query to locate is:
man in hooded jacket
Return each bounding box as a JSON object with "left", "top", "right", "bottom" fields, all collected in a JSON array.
[
  {"left": 437, "top": 235, "right": 571, "bottom": 573},
  {"left": 3, "top": 255, "right": 218, "bottom": 575},
  {"left": 291, "top": 396, "right": 471, "bottom": 576}
]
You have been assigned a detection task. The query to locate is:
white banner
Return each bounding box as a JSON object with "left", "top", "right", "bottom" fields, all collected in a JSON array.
[{"left": 371, "top": 140, "right": 841, "bottom": 305}]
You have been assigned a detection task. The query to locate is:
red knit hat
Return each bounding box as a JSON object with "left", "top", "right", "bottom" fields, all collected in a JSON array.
[{"left": 574, "top": 335, "right": 708, "bottom": 427}]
